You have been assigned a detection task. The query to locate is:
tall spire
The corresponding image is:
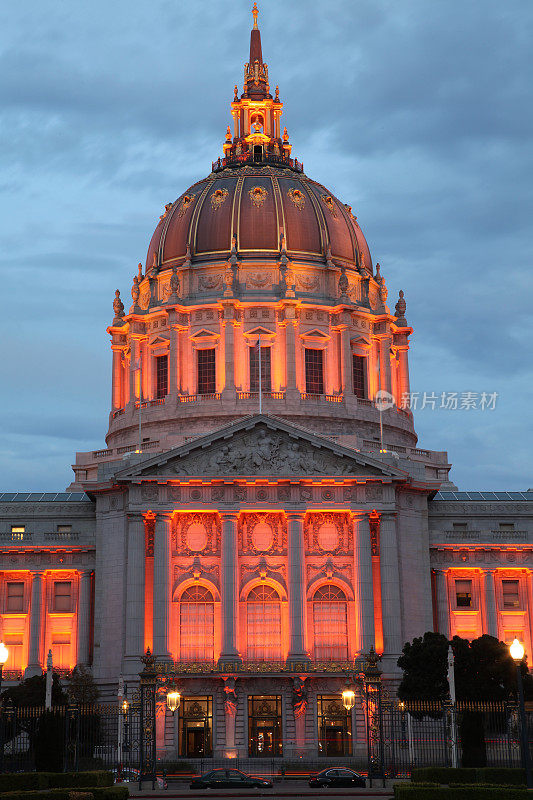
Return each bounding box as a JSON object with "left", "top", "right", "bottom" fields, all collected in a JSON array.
[
  {"left": 213, "top": 6, "right": 303, "bottom": 174},
  {"left": 244, "top": 3, "right": 268, "bottom": 100}
]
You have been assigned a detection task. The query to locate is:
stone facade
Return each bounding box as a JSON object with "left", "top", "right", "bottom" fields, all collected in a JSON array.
[{"left": 1, "top": 7, "right": 532, "bottom": 762}]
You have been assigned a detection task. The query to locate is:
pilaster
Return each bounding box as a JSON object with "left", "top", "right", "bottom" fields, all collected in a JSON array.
[
  {"left": 286, "top": 512, "right": 307, "bottom": 661},
  {"left": 25, "top": 571, "right": 44, "bottom": 677}
]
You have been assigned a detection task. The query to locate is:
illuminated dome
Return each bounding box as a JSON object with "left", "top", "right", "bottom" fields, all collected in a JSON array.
[
  {"left": 145, "top": 170, "right": 373, "bottom": 279},
  {"left": 102, "top": 5, "right": 415, "bottom": 459}
]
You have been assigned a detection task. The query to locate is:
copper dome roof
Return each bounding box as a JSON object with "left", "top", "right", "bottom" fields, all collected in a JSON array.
[{"left": 146, "top": 166, "right": 373, "bottom": 274}]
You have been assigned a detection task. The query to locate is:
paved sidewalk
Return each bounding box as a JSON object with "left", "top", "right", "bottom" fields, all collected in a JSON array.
[{"left": 124, "top": 778, "right": 398, "bottom": 798}]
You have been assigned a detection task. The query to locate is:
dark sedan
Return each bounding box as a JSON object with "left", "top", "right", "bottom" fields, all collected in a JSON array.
[
  {"left": 308, "top": 768, "right": 366, "bottom": 788},
  {"left": 190, "top": 768, "right": 273, "bottom": 789}
]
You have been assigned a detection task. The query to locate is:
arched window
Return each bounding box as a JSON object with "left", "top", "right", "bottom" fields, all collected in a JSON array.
[
  {"left": 180, "top": 585, "right": 214, "bottom": 661},
  {"left": 247, "top": 585, "right": 281, "bottom": 660},
  {"left": 313, "top": 585, "right": 348, "bottom": 660}
]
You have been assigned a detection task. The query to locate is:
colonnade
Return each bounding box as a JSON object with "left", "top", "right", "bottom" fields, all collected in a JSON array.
[
  {"left": 123, "top": 509, "right": 404, "bottom": 670},
  {"left": 111, "top": 308, "right": 411, "bottom": 412}
]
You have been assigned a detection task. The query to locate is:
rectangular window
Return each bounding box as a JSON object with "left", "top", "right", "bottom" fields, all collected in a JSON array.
[
  {"left": 53, "top": 581, "right": 72, "bottom": 613},
  {"left": 51, "top": 636, "right": 71, "bottom": 669},
  {"left": 249, "top": 346, "right": 271, "bottom": 392},
  {"left": 197, "top": 349, "right": 216, "bottom": 395},
  {"left": 155, "top": 355, "right": 168, "bottom": 398},
  {"left": 502, "top": 580, "right": 520, "bottom": 608},
  {"left": 10, "top": 525, "right": 25, "bottom": 541},
  {"left": 452, "top": 523, "right": 468, "bottom": 530},
  {"left": 6, "top": 582, "right": 24, "bottom": 613},
  {"left": 57, "top": 525, "right": 72, "bottom": 534},
  {"left": 305, "top": 348, "right": 324, "bottom": 394},
  {"left": 352, "top": 355, "right": 367, "bottom": 398},
  {"left": 499, "top": 523, "right": 515, "bottom": 531},
  {"left": 4, "top": 637, "right": 23, "bottom": 671},
  {"left": 455, "top": 579, "right": 473, "bottom": 608}
]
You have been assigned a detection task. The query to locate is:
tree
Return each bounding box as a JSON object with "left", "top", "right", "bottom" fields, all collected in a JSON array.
[
  {"left": 397, "top": 631, "right": 449, "bottom": 702},
  {"left": 398, "top": 632, "right": 533, "bottom": 768},
  {"left": 65, "top": 665, "right": 99, "bottom": 705},
  {"left": 0, "top": 673, "right": 67, "bottom": 707},
  {"left": 397, "top": 632, "right": 533, "bottom": 702}
]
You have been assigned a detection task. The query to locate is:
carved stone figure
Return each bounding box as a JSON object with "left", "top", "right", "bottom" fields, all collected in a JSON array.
[{"left": 112, "top": 289, "right": 124, "bottom": 323}]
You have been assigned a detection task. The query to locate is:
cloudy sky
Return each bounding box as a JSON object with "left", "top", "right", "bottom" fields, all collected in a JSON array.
[{"left": 0, "top": 0, "right": 531, "bottom": 491}]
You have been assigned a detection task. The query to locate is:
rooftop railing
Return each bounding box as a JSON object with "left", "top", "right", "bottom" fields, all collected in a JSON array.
[{"left": 212, "top": 151, "right": 304, "bottom": 173}]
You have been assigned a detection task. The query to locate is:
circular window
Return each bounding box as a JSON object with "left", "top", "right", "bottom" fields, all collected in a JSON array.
[
  {"left": 251, "top": 522, "right": 274, "bottom": 552},
  {"left": 185, "top": 523, "right": 208, "bottom": 552},
  {"left": 317, "top": 522, "right": 339, "bottom": 551}
]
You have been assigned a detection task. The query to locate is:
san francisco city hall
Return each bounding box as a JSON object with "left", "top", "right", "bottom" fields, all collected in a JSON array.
[{"left": 1, "top": 7, "right": 532, "bottom": 762}]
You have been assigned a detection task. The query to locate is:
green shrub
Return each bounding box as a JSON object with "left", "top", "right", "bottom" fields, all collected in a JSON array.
[
  {"left": 394, "top": 785, "right": 527, "bottom": 799},
  {"left": 411, "top": 767, "right": 526, "bottom": 787},
  {"left": 0, "top": 787, "right": 128, "bottom": 800},
  {"left": 0, "top": 773, "right": 114, "bottom": 794}
]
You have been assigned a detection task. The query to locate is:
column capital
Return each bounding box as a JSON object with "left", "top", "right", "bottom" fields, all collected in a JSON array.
[
  {"left": 220, "top": 511, "right": 240, "bottom": 520},
  {"left": 79, "top": 569, "right": 93, "bottom": 578},
  {"left": 286, "top": 511, "right": 305, "bottom": 521}
]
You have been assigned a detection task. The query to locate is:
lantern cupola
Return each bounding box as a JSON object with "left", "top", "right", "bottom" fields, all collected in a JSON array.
[{"left": 216, "top": 3, "right": 302, "bottom": 173}]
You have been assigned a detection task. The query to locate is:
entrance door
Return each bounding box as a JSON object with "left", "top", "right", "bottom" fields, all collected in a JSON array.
[
  {"left": 186, "top": 724, "right": 206, "bottom": 757},
  {"left": 324, "top": 724, "right": 345, "bottom": 757},
  {"left": 253, "top": 145, "right": 263, "bottom": 162},
  {"left": 248, "top": 696, "right": 283, "bottom": 757}
]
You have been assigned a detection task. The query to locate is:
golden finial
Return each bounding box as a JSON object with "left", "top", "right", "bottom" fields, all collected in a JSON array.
[{"left": 252, "top": 2, "right": 259, "bottom": 29}]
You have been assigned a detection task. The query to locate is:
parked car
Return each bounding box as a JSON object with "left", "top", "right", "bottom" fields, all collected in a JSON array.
[
  {"left": 308, "top": 767, "right": 366, "bottom": 788},
  {"left": 190, "top": 768, "right": 272, "bottom": 789}
]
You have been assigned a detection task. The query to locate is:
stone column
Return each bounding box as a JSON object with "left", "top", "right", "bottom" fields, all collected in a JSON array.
[
  {"left": 482, "top": 570, "right": 498, "bottom": 637},
  {"left": 129, "top": 338, "right": 139, "bottom": 406},
  {"left": 287, "top": 513, "right": 307, "bottom": 660},
  {"left": 168, "top": 323, "right": 179, "bottom": 399},
  {"left": 284, "top": 316, "right": 298, "bottom": 397},
  {"left": 111, "top": 347, "right": 122, "bottom": 410},
  {"left": 124, "top": 515, "right": 145, "bottom": 670},
  {"left": 397, "top": 347, "right": 411, "bottom": 400},
  {"left": 379, "top": 515, "right": 403, "bottom": 656},
  {"left": 379, "top": 337, "right": 392, "bottom": 395},
  {"left": 434, "top": 569, "right": 450, "bottom": 639},
  {"left": 220, "top": 512, "right": 239, "bottom": 659},
  {"left": 221, "top": 304, "right": 235, "bottom": 397},
  {"left": 76, "top": 570, "right": 92, "bottom": 666},
  {"left": 341, "top": 327, "right": 353, "bottom": 398},
  {"left": 153, "top": 514, "right": 172, "bottom": 660},
  {"left": 354, "top": 515, "right": 375, "bottom": 652},
  {"left": 26, "top": 572, "right": 44, "bottom": 677}
]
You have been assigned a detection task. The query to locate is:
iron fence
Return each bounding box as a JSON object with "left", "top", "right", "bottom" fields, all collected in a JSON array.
[{"left": 0, "top": 699, "right": 531, "bottom": 781}]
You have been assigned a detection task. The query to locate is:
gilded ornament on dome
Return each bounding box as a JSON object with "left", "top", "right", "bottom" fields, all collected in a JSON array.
[
  {"left": 210, "top": 187, "right": 229, "bottom": 210},
  {"left": 321, "top": 194, "right": 338, "bottom": 217},
  {"left": 139, "top": 288, "right": 151, "bottom": 310},
  {"left": 177, "top": 193, "right": 197, "bottom": 218},
  {"left": 288, "top": 187, "right": 306, "bottom": 210},
  {"left": 248, "top": 185, "right": 268, "bottom": 207}
]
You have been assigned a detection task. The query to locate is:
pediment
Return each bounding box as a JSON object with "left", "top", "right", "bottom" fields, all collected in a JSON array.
[
  {"left": 190, "top": 328, "right": 219, "bottom": 340},
  {"left": 115, "top": 415, "right": 406, "bottom": 481},
  {"left": 300, "top": 328, "right": 329, "bottom": 338},
  {"left": 244, "top": 326, "right": 274, "bottom": 338},
  {"left": 149, "top": 335, "right": 169, "bottom": 347}
]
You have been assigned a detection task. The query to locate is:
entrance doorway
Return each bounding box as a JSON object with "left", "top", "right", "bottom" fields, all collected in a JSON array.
[
  {"left": 179, "top": 697, "right": 213, "bottom": 758},
  {"left": 317, "top": 695, "right": 352, "bottom": 756},
  {"left": 248, "top": 696, "right": 282, "bottom": 757},
  {"left": 253, "top": 145, "right": 263, "bottom": 163}
]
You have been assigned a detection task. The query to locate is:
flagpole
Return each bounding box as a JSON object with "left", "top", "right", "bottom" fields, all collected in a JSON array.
[
  {"left": 377, "top": 347, "right": 384, "bottom": 451},
  {"left": 138, "top": 347, "right": 142, "bottom": 453},
  {"left": 258, "top": 332, "right": 262, "bottom": 414}
]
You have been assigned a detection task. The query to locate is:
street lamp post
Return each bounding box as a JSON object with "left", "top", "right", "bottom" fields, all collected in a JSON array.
[
  {"left": 510, "top": 639, "right": 532, "bottom": 789},
  {"left": 0, "top": 643, "right": 9, "bottom": 773},
  {"left": 166, "top": 686, "right": 181, "bottom": 715},
  {"left": 0, "top": 643, "right": 9, "bottom": 696}
]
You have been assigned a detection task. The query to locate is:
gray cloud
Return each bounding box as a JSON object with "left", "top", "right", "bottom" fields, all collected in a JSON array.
[{"left": 1, "top": 0, "right": 532, "bottom": 490}]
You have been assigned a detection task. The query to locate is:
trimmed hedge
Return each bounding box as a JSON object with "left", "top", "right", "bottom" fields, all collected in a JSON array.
[
  {"left": 0, "top": 789, "right": 128, "bottom": 800},
  {"left": 0, "top": 774, "right": 114, "bottom": 794},
  {"left": 411, "top": 768, "right": 526, "bottom": 786},
  {"left": 394, "top": 786, "right": 528, "bottom": 800}
]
